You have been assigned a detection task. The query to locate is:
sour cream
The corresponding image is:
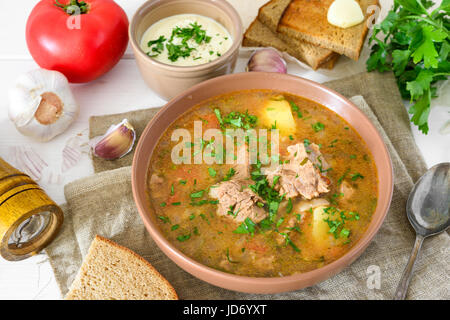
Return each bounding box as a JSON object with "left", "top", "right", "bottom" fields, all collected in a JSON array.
[
  {"left": 140, "top": 14, "right": 233, "bottom": 66},
  {"left": 327, "top": 0, "right": 364, "bottom": 29}
]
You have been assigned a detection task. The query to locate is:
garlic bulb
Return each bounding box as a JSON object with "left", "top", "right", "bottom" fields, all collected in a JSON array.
[{"left": 8, "top": 69, "right": 79, "bottom": 142}]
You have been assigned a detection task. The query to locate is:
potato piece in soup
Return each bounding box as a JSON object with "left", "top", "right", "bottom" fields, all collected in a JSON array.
[{"left": 261, "top": 97, "right": 296, "bottom": 134}]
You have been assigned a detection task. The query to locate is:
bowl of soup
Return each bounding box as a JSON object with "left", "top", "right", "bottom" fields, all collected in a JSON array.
[
  {"left": 132, "top": 72, "right": 393, "bottom": 293},
  {"left": 129, "top": 0, "right": 242, "bottom": 100}
]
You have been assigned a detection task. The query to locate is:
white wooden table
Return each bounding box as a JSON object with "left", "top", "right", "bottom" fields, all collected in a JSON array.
[{"left": 0, "top": 0, "right": 448, "bottom": 300}]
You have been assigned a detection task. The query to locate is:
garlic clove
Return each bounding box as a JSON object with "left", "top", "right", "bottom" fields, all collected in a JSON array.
[
  {"left": 92, "top": 119, "right": 136, "bottom": 160},
  {"left": 8, "top": 69, "right": 79, "bottom": 142},
  {"left": 247, "top": 48, "right": 287, "bottom": 73}
]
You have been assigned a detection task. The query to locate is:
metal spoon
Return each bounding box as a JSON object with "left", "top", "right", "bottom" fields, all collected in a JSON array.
[{"left": 394, "top": 162, "right": 450, "bottom": 300}]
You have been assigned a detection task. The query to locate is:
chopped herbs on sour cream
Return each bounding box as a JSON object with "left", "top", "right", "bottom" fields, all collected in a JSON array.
[{"left": 140, "top": 14, "right": 232, "bottom": 66}]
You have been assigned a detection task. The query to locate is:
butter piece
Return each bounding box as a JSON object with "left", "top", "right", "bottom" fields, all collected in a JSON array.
[{"left": 327, "top": 0, "right": 364, "bottom": 29}]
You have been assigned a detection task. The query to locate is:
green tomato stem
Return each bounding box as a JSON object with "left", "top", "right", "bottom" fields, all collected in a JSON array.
[{"left": 54, "top": 0, "right": 88, "bottom": 15}]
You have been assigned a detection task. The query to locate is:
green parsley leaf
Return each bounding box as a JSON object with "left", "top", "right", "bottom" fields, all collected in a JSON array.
[
  {"left": 193, "top": 226, "right": 199, "bottom": 235},
  {"left": 276, "top": 217, "right": 285, "bottom": 228},
  {"left": 337, "top": 168, "right": 350, "bottom": 185},
  {"left": 289, "top": 101, "right": 303, "bottom": 118},
  {"left": 176, "top": 233, "right": 191, "bottom": 242},
  {"left": 259, "top": 218, "right": 272, "bottom": 231},
  {"left": 392, "top": 49, "right": 411, "bottom": 76},
  {"left": 406, "top": 69, "right": 434, "bottom": 99},
  {"left": 225, "top": 248, "right": 239, "bottom": 263},
  {"left": 409, "top": 88, "right": 431, "bottom": 133},
  {"left": 158, "top": 216, "right": 170, "bottom": 223},
  {"left": 350, "top": 172, "right": 364, "bottom": 181},
  {"left": 277, "top": 231, "right": 300, "bottom": 252},
  {"left": 146, "top": 35, "right": 166, "bottom": 57},
  {"left": 303, "top": 139, "right": 311, "bottom": 147},
  {"left": 208, "top": 168, "right": 217, "bottom": 177},
  {"left": 397, "top": 0, "right": 427, "bottom": 15},
  {"left": 286, "top": 198, "right": 293, "bottom": 214},
  {"left": 190, "top": 190, "right": 204, "bottom": 198},
  {"left": 273, "top": 175, "right": 281, "bottom": 185},
  {"left": 340, "top": 228, "right": 351, "bottom": 238},
  {"left": 223, "top": 167, "right": 236, "bottom": 181},
  {"left": 312, "top": 122, "right": 325, "bottom": 132},
  {"left": 214, "top": 108, "right": 223, "bottom": 124},
  {"left": 233, "top": 218, "right": 256, "bottom": 235},
  {"left": 199, "top": 213, "right": 210, "bottom": 225},
  {"left": 411, "top": 25, "right": 447, "bottom": 68}
]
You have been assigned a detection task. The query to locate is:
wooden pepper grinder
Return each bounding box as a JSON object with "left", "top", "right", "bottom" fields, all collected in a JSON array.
[{"left": 0, "top": 157, "right": 63, "bottom": 261}]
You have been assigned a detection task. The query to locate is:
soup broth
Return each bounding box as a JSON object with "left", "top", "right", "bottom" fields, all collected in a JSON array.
[{"left": 147, "top": 90, "right": 378, "bottom": 277}]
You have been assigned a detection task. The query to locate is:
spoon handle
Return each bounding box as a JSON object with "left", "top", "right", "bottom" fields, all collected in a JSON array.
[{"left": 394, "top": 234, "right": 425, "bottom": 300}]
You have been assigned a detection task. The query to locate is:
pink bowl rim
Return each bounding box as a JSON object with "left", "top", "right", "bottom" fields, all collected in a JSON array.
[{"left": 131, "top": 72, "right": 394, "bottom": 293}]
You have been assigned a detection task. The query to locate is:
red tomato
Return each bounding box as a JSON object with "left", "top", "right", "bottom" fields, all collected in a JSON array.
[{"left": 26, "top": 0, "right": 129, "bottom": 83}]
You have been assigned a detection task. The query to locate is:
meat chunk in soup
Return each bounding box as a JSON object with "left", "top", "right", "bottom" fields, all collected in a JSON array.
[
  {"left": 209, "top": 180, "right": 267, "bottom": 223},
  {"left": 307, "top": 143, "right": 330, "bottom": 173},
  {"left": 265, "top": 143, "right": 330, "bottom": 199}
]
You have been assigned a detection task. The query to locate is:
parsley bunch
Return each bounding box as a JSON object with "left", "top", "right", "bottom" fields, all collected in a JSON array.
[{"left": 367, "top": 0, "right": 449, "bottom": 134}]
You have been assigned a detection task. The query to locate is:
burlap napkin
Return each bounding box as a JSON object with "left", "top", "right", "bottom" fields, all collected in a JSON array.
[{"left": 46, "top": 72, "right": 450, "bottom": 299}]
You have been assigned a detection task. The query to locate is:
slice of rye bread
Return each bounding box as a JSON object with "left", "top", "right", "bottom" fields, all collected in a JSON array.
[
  {"left": 255, "top": 0, "right": 339, "bottom": 68},
  {"left": 65, "top": 235, "right": 178, "bottom": 300},
  {"left": 243, "top": 19, "right": 339, "bottom": 70},
  {"left": 278, "top": 0, "right": 379, "bottom": 60}
]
